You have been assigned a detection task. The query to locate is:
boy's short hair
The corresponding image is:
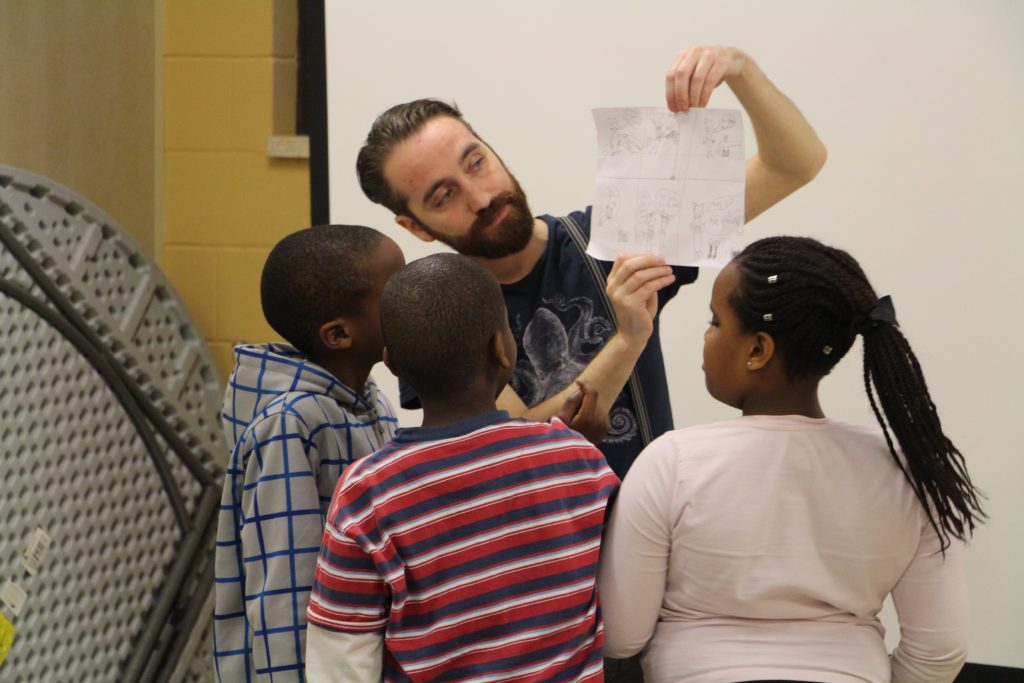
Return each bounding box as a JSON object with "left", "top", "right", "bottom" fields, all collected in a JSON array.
[
  {"left": 380, "top": 253, "right": 507, "bottom": 400},
  {"left": 260, "top": 224, "right": 384, "bottom": 355}
]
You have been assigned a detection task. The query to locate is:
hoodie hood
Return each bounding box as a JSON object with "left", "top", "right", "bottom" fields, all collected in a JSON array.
[{"left": 220, "top": 343, "right": 383, "bottom": 450}]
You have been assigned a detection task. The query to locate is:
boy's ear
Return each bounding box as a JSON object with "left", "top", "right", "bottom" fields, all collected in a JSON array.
[
  {"left": 395, "top": 215, "right": 435, "bottom": 244},
  {"left": 490, "top": 330, "right": 514, "bottom": 371},
  {"left": 319, "top": 318, "right": 353, "bottom": 351},
  {"left": 382, "top": 346, "right": 398, "bottom": 377},
  {"left": 746, "top": 331, "right": 776, "bottom": 371}
]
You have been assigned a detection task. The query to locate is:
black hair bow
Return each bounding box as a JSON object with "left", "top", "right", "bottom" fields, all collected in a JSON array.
[{"left": 850, "top": 295, "right": 897, "bottom": 336}]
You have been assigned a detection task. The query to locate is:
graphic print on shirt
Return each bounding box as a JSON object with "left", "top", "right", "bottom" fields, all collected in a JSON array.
[{"left": 510, "top": 294, "right": 637, "bottom": 443}]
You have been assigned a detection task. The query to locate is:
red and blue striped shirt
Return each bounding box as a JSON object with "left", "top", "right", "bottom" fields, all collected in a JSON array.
[{"left": 307, "top": 411, "right": 619, "bottom": 681}]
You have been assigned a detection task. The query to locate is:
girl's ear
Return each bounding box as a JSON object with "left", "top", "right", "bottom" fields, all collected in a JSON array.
[
  {"left": 747, "top": 331, "right": 776, "bottom": 371},
  {"left": 319, "top": 318, "right": 353, "bottom": 351}
]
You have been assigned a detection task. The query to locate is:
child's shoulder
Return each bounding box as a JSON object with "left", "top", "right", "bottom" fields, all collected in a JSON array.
[
  {"left": 231, "top": 394, "right": 363, "bottom": 464},
  {"left": 342, "top": 414, "right": 584, "bottom": 480},
  {"left": 652, "top": 417, "right": 752, "bottom": 445}
]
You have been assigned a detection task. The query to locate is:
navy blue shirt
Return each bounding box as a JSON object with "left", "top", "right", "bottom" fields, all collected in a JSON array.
[
  {"left": 399, "top": 207, "right": 698, "bottom": 478},
  {"left": 501, "top": 208, "right": 698, "bottom": 478}
]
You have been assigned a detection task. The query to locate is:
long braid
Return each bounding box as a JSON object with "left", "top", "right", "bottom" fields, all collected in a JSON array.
[
  {"left": 732, "top": 236, "right": 985, "bottom": 550},
  {"left": 862, "top": 325, "right": 984, "bottom": 548}
]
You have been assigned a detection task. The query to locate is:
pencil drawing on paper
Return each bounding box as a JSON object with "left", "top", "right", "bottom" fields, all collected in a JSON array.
[
  {"left": 692, "top": 193, "right": 743, "bottom": 261},
  {"left": 634, "top": 188, "right": 680, "bottom": 254},
  {"left": 596, "top": 185, "right": 628, "bottom": 244},
  {"left": 598, "top": 109, "right": 679, "bottom": 160},
  {"left": 590, "top": 106, "right": 746, "bottom": 266},
  {"left": 700, "top": 112, "right": 742, "bottom": 159}
]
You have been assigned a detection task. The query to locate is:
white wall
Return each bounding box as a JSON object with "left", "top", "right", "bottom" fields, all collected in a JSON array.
[{"left": 325, "top": 0, "right": 1024, "bottom": 667}]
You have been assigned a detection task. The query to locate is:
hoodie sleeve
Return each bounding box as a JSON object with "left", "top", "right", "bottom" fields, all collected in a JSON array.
[{"left": 214, "top": 407, "right": 326, "bottom": 681}]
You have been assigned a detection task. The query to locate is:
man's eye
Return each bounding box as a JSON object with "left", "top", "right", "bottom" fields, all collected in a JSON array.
[
  {"left": 471, "top": 156, "right": 484, "bottom": 170},
  {"left": 435, "top": 189, "right": 453, "bottom": 207}
]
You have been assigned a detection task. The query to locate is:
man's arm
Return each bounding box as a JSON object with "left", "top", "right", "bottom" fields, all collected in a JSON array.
[
  {"left": 666, "top": 45, "right": 827, "bottom": 222},
  {"left": 497, "top": 252, "right": 674, "bottom": 426},
  {"left": 500, "top": 46, "right": 822, "bottom": 427}
]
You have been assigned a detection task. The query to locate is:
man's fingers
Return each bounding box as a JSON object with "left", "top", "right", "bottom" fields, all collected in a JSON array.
[
  {"left": 666, "top": 48, "right": 698, "bottom": 112},
  {"left": 700, "top": 61, "right": 727, "bottom": 108},
  {"left": 609, "top": 253, "right": 668, "bottom": 283},
  {"left": 576, "top": 383, "right": 599, "bottom": 418},
  {"left": 689, "top": 53, "right": 712, "bottom": 112},
  {"left": 566, "top": 380, "right": 609, "bottom": 444},
  {"left": 636, "top": 273, "right": 678, "bottom": 298},
  {"left": 558, "top": 385, "right": 584, "bottom": 422},
  {"left": 609, "top": 252, "right": 639, "bottom": 277},
  {"left": 610, "top": 264, "right": 675, "bottom": 299},
  {"left": 668, "top": 46, "right": 745, "bottom": 112}
]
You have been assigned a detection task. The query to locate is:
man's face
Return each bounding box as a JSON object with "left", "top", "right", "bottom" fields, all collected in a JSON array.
[{"left": 383, "top": 116, "right": 534, "bottom": 260}]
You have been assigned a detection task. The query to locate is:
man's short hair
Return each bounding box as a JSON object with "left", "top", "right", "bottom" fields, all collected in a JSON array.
[
  {"left": 357, "top": 99, "right": 477, "bottom": 216},
  {"left": 380, "top": 253, "right": 507, "bottom": 400},
  {"left": 260, "top": 224, "right": 384, "bottom": 355}
]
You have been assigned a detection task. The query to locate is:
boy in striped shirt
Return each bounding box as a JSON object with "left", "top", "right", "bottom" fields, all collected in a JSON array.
[{"left": 306, "top": 254, "right": 620, "bottom": 681}]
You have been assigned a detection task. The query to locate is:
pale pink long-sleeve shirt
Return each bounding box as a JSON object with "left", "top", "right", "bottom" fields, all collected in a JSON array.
[{"left": 599, "top": 415, "right": 969, "bottom": 683}]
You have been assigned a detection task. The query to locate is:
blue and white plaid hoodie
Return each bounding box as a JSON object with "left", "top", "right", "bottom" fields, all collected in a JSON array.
[{"left": 213, "top": 343, "right": 397, "bottom": 682}]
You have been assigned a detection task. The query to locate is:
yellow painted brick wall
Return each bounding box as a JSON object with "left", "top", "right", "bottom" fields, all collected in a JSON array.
[{"left": 161, "top": 0, "right": 308, "bottom": 379}]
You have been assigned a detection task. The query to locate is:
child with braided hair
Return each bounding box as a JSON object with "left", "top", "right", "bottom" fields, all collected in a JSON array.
[{"left": 599, "top": 236, "right": 984, "bottom": 683}]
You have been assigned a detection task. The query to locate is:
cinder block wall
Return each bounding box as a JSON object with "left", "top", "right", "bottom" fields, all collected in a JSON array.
[{"left": 162, "top": 0, "right": 308, "bottom": 379}]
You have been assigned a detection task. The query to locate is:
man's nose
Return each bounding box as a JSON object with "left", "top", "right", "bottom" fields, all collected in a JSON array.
[{"left": 467, "top": 184, "right": 494, "bottom": 213}]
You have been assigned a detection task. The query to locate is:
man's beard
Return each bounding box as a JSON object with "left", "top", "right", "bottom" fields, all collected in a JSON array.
[{"left": 415, "top": 175, "right": 534, "bottom": 260}]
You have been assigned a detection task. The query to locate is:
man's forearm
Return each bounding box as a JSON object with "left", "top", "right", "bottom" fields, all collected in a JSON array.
[
  {"left": 517, "top": 333, "right": 644, "bottom": 423},
  {"left": 498, "top": 255, "right": 670, "bottom": 428},
  {"left": 728, "top": 57, "right": 827, "bottom": 220}
]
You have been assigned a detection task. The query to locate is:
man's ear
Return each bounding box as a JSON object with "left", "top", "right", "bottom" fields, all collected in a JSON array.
[
  {"left": 747, "top": 331, "right": 776, "bottom": 371},
  {"left": 395, "top": 215, "right": 435, "bottom": 243},
  {"left": 319, "top": 318, "right": 353, "bottom": 351}
]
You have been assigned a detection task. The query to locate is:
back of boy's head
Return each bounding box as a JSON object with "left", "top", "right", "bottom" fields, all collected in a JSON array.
[
  {"left": 261, "top": 224, "right": 384, "bottom": 356},
  {"left": 380, "top": 253, "right": 507, "bottom": 400}
]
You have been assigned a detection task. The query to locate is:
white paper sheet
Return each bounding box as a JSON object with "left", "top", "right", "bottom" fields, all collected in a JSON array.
[{"left": 588, "top": 107, "right": 746, "bottom": 266}]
